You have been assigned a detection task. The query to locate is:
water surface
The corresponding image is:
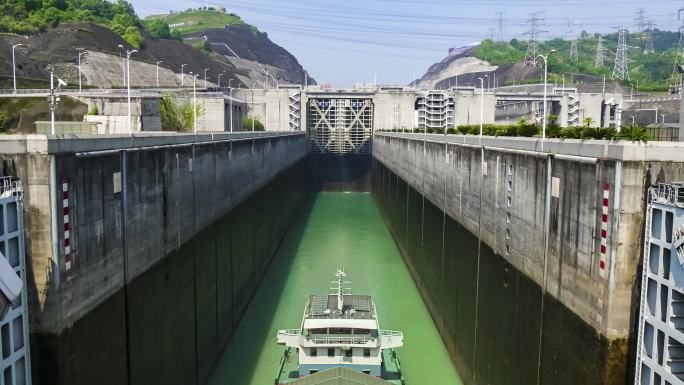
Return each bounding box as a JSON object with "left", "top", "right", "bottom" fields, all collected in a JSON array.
[{"left": 208, "top": 192, "right": 462, "bottom": 385}]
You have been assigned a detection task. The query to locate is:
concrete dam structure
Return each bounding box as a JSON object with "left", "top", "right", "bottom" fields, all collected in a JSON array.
[{"left": 3, "top": 111, "right": 684, "bottom": 385}]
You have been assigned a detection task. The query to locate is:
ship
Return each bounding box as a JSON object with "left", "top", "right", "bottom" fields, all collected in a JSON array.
[{"left": 274, "top": 267, "right": 406, "bottom": 384}]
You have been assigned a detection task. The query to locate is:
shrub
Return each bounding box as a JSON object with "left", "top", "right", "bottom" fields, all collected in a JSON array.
[
  {"left": 616, "top": 125, "right": 651, "bottom": 142},
  {"left": 581, "top": 126, "right": 616, "bottom": 140},
  {"left": 160, "top": 97, "right": 183, "bottom": 131},
  {"left": 87, "top": 105, "right": 98, "bottom": 115},
  {"left": 183, "top": 103, "right": 203, "bottom": 131},
  {"left": 559, "top": 126, "right": 583, "bottom": 139},
  {"left": 515, "top": 118, "right": 540, "bottom": 137},
  {"left": 243, "top": 117, "right": 264, "bottom": 131},
  {"left": 446, "top": 127, "right": 458, "bottom": 134}
]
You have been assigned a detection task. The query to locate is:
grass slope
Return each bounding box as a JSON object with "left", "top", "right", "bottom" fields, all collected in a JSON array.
[{"left": 145, "top": 10, "right": 256, "bottom": 35}]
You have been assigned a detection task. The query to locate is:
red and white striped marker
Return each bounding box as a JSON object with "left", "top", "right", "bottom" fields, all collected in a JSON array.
[
  {"left": 599, "top": 182, "right": 610, "bottom": 278},
  {"left": 62, "top": 176, "right": 73, "bottom": 275}
]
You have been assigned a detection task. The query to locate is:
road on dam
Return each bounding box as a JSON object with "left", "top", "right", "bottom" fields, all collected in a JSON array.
[{"left": 207, "top": 192, "right": 461, "bottom": 385}]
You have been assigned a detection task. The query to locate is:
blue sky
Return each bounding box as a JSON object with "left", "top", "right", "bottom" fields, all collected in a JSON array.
[{"left": 131, "top": 0, "right": 683, "bottom": 87}]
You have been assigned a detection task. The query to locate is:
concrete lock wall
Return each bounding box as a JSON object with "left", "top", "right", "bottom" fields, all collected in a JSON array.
[
  {"left": 0, "top": 132, "right": 307, "bottom": 385},
  {"left": 371, "top": 132, "right": 684, "bottom": 385}
]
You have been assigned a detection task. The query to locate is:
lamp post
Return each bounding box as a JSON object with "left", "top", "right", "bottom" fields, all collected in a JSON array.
[
  {"left": 478, "top": 75, "right": 487, "bottom": 141},
  {"left": 217, "top": 72, "right": 224, "bottom": 88},
  {"left": 204, "top": 68, "right": 209, "bottom": 89},
  {"left": 190, "top": 72, "right": 198, "bottom": 133},
  {"left": 181, "top": 64, "right": 187, "bottom": 87},
  {"left": 118, "top": 45, "right": 137, "bottom": 136},
  {"left": 538, "top": 49, "right": 556, "bottom": 152},
  {"left": 229, "top": 78, "right": 234, "bottom": 132},
  {"left": 77, "top": 49, "right": 88, "bottom": 92},
  {"left": 12, "top": 44, "right": 23, "bottom": 94},
  {"left": 156, "top": 61, "right": 163, "bottom": 87}
]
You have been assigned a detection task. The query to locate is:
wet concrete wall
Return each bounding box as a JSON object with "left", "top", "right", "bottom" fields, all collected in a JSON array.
[
  {"left": 0, "top": 132, "right": 307, "bottom": 385},
  {"left": 371, "top": 132, "right": 684, "bottom": 385}
]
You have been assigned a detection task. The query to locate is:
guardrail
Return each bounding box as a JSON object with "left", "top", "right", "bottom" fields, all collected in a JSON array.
[{"left": 308, "top": 336, "right": 373, "bottom": 345}]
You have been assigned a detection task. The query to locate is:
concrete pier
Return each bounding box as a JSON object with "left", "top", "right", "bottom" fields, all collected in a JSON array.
[{"left": 372, "top": 132, "right": 684, "bottom": 384}]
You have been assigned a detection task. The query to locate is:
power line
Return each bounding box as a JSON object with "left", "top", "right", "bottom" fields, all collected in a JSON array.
[{"left": 612, "top": 27, "right": 630, "bottom": 80}]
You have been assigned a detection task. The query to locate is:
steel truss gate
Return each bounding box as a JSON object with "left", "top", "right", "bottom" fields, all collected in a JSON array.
[
  {"left": 635, "top": 183, "right": 684, "bottom": 385},
  {"left": 0, "top": 178, "right": 31, "bottom": 385},
  {"left": 307, "top": 98, "right": 373, "bottom": 154}
]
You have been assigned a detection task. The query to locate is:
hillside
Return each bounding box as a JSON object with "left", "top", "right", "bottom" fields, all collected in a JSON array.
[
  {"left": 415, "top": 30, "right": 681, "bottom": 92},
  {"left": 0, "top": 5, "right": 313, "bottom": 89}
]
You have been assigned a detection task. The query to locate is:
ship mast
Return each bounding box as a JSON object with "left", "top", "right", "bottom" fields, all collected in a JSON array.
[{"left": 335, "top": 267, "right": 346, "bottom": 312}]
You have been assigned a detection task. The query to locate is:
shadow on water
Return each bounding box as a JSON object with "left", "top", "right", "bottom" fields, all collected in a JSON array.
[{"left": 208, "top": 193, "right": 317, "bottom": 385}]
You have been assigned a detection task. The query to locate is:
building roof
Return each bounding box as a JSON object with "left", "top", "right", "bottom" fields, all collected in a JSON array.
[{"left": 284, "top": 367, "right": 393, "bottom": 385}]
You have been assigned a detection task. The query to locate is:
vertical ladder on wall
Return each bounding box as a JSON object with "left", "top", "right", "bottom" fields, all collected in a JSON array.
[{"left": 634, "top": 187, "right": 655, "bottom": 385}]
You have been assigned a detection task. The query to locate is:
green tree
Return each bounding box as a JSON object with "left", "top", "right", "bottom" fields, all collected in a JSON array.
[{"left": 147, "top": 19, "right": 171, "bottom": 39}]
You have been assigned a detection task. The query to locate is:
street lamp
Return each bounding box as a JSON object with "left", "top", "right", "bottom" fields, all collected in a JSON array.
[
  {"left": 181, "top": 64, "right": 187, "bottom": 87},
  {"left": 189, "top": 72, "right": 199, "bottom": 133},
  {"left": 77, "top": 49, "right": 88, "bottom": 92},
  {"left": 47, "top": 73, "right": 67, "bottom": 135},
  {"left": 118, "top": 45, "right": 137, "bottom": 136},
  {"left": 228, "top": 78, "right": 234, "bottom": 132},
  {"left": 204, "top": 68, "right": 209, "bottom": 89},
  {"left": 156, "top": 61, "right": 163, "bottom": 87},
  {"left": 12, "top": 44, "right": 23, "bottom": 93},
  {"left": 538, "top": 49, "right": 556, "bottom": 152},
  {"left": 477, "top": 75, "right": 488, "bottom": 141},
  {"left": 217, "top": 72, "right": 225, "bottom": 88}
]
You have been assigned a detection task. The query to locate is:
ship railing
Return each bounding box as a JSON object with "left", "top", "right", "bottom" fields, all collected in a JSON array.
[
  {"left": 380, "top": 330, "right": 403, "bottom": 337},
  {"left": 308, "top": 336, "right": 373, "bottom": 345}
]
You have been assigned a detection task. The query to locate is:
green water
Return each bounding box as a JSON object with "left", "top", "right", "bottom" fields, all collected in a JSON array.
[{"left": 208, "top": 192, "right": 462, "bottom": 385}]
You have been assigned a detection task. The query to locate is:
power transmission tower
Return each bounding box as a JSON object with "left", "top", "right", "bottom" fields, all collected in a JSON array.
[
  {"left": 612, "top": 27, "right": 630, "bottom": 81},
  {"left": 634, "top": 8, "right": 647, "bottom": 31},
  {"left": 674, "top": 8, "right": 684, "bottom": 74},
  {"left": 496, "top": 11, "right": 505, "bottom": 42},
  {"left": 567, "top": 19, "right": 579, "bottom": 61},
  {"left": 595, "top": 36, "right": 605, "bottom": 67},
  {"left": 524, "top": 13, "right": 545, "bottom": 67},
  {"left": 643, "top": 21, "right": 655, "bottom": 54}
]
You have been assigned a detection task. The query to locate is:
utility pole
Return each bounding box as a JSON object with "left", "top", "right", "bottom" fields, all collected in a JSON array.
[
  {"left": 524, "top": 13, "right": 546, "bottom": 67},
  {"left": 595, "top": 36, "right": 605, "bottom": 67},
  {"left": 496, "top": 11, "right": 505, "bottom": 42},
  {"left": 612, "top": 27, "right": 630, "bottom": 81}
]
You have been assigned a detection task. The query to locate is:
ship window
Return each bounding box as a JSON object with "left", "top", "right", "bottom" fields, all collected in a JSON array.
[
  {"left": 328, "top": 348, "right": 335, "bottom": 357},
  {"left": 353, "top": 329, "right": 371, "bottom": 335},
  {"left": 345, "top": 349, "right": 353, "bottom": 357},
  {"left": 310, "top": 348, "right": 317, "bottom": 357},
  {"left": 330, "top": 328, "right": 351, "bottom": 335},
  {"left": 309, "top": 328, "right": 327, "bottom": 335},
  {"left": 363, "top": 370, "right": 371, "bottom": 375},
  {"left": 364, "top": 348, "right": 371, "bottom": 357},
  {"left": 310, "top": 370, "right": 318, "bottom": 374}
]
